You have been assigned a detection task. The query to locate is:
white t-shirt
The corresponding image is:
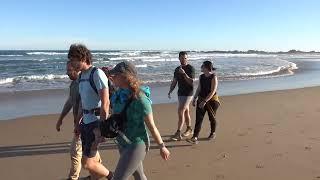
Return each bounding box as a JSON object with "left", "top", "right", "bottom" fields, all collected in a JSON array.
[{"left": 79, "top": 66, "right": 109, "bottom": 124}]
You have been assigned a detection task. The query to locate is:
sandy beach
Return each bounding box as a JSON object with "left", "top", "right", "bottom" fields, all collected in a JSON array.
[{"left": 1, "top": 86, "right": 320, "bottom": 180}]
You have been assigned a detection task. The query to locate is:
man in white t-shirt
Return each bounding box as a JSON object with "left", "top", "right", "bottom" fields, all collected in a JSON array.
[{"left": 68, "top": 43, "right": 113, "bottom": 180}]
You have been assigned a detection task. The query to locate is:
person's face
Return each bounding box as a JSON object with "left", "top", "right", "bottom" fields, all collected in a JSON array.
[
  {"left": 179, "top": 54, "right": 188, "bottom": 65},
  {"left": 66, "top": 63, "right": 79, "bottom": 80},
  {"left": 68, "top": 57, "right": 84, "bottom": 71},
  {"left": 201, "top": 65, "right": 210, "bottom": 73},
  {"left": 110, "top": 73, "right": 127, "bottom": 88}
]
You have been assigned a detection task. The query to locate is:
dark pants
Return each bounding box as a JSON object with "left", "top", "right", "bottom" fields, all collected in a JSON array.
[
  {"left": 193, "top": 100, "right": 220, "bottom": 138},
  {"left": 80, "top": 121, "right": 100, "bottom": 158}
]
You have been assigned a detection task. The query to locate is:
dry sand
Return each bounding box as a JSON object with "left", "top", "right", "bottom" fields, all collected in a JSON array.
[{"left": 1, "top": 87, "right": 320, "bottom": 180}]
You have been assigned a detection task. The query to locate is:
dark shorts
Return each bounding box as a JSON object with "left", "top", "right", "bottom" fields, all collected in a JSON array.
[{"left": 80, "top": 121, "right": 100, "bottom": 158}]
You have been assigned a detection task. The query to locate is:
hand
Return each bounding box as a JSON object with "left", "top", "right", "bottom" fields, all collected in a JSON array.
[
  {"left": 168, "top": 92, "right": 171, "bottom": 99},
  {"left": 198, "top": 101, "right": 206, "bottom": 109},
  {"left": 192, "top": 98, "right": 197, "bottom": 107},
  {"left": 160, "top": 147, "right": 170, "bottom": 160},
  {"left": 56, "top": 119, "right": 62, "bottom": 132},
  {"left": 178, "top": 67, "right": 185, "bottom": 74},
  {"left": 74, "top": 124, "right": 80, "bottom": 137}
]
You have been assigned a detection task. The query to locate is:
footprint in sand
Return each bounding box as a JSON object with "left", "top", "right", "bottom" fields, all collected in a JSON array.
[
  {"left": 305, "top": 145, "right": 312, "bottom": 151},
  {"left": 273, "top": 153, "right": 283, "bottom": 158},
  {"left": 263, "top": 123, "right": 277, "bottom": 126},
  {"left": 215, "top": 153, "right": 228, "bottom": 161},
  {"left": 238, "top": 132, "right": 249, "bottom": 136},
  {"left": 151, "top": 170, "right": 158, "bottom": 174},
  {"left": 214, "top": 174, "right": 225, "bottom": 179},
  {"left": 256, "top": 163, "right": 264, "bottom": 169}
]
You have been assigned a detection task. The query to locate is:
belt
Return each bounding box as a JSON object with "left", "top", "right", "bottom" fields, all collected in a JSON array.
[{"left": 83, "top": 108, "right": 100, "bottom": 116}]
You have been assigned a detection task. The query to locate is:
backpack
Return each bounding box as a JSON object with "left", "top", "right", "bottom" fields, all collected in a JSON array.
[
  {"left": 79, "top": 66, "right": 115, "bottom": 97},
  {"left": 100, "top": 97, "right": 133, "bottom": 140}
]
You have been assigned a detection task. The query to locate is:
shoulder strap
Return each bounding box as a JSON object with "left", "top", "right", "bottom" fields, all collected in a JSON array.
[{"left": 89, "top": 67, "right": 98, "bottom": 95}]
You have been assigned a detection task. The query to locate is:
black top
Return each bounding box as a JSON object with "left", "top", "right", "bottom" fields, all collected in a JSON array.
[
  {"left": 174, "top": 64, "right": 195, "bottom": 96},
  {"left": 199, "top": 73, "right": 216, "bottom": 98}
]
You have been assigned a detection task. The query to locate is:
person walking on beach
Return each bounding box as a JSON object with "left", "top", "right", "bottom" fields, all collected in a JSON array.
[
  {"left": 109, "top": 61, "right": 170, "bottom": 180},
  {"left": 55, "top": 61, "right": 102, "bottom": 180},
  {"left": 68, "top": 44, "right": 113, "bottom": 180},
  {"left": 187, "top": 61, "right": 220, "bottom": 144},
  {"left": 168, "top": 51, "right": 195, "bottom": 141}
]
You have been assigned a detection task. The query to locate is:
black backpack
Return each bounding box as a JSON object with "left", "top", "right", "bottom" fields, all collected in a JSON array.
[{"left": 100, "top": 97, "right": 133, "bottom": 138}]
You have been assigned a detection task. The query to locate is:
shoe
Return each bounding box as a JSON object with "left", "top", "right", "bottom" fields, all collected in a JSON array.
[
  {"left": 208, "top": 132, "right": 216, "bottom": 140},
  {"left": 78, "top": 176, "right": 90, "bottom": 180},
  {"left": 182, "top": 128, "right": 193, "bottom": 137},
  {"left": 186, "top": 137, "right": 198, "bottom": 144},
  {"left": 171, "top": 131, "right": 182, "bottom": 141}
]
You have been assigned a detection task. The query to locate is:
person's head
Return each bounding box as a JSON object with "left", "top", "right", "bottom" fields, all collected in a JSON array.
[
  {"left": 67, "top": 44, "right": 92, "bottom": 71},
  {"left": 66, "top": 61, "right": 79, "bottom": 80},
  {"left": 178, "top": 51, "right": 188, "bottom": 66},
  {"left": 109, "top": 61, "right": 141, "bottom": 98},
  {"left": 201, "top": 60, "right": 216, "bottom": 73}
]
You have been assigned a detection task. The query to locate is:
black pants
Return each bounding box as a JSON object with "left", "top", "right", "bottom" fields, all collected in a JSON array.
[{"left": 193, "top": 100, "right": 220, "bottom": 138}]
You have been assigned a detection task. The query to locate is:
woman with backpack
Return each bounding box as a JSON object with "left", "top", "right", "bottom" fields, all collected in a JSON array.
[
  {"left": 187, "top": 60, "right": 220, "bottom": 144},
  {"left": 108, "top": 61, "right": 170, "bottom": 180}
]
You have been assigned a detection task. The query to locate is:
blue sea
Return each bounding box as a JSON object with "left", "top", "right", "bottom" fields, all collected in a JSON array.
[
  {"left": 0, "top": 50, "right": 307, "bottom": 92},
  {"left": 1, "top": 50, "right": 320, "bottom": 120}
]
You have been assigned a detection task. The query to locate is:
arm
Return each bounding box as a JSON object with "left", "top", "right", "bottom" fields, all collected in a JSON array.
[
  {"left": 99, "top": 88, "right": 110, "bottom": 120},
  {"left": 203, "top": 75, "right": 218, "bottom": 102},
  {"left": 56, "top": 96, "right": 72, "bottom": 131},
  {"left": 181, "top": 72, "right": 194, "bottom": 86},
  {"left": 73, "top": 101, "right": 83, "bottom": 137},
  {"left": 144, "top": 113, "right": 170, "bottom": 160},
  {"left": 192, "top": 77, "right": 201, "bottom": 106},
  {"left": 93, "top": 69, "right": 110, "bottom": 119},
  {"left": 168, "top": 78, "right": 177, "bottom": 98},
  {"left": 193, "top": 76, "right": 201, "bottom": 100}
]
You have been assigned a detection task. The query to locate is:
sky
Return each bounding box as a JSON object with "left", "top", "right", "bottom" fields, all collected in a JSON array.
[{"left": 0, "top": 0, "right": 319, "bottom": 51}]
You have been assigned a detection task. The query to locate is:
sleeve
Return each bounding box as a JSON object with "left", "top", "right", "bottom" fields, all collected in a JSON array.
[
  {"left": 93, "top": 69, "right": 109, "bottom": 91},
  {"left": 138, "top": 96, "right": 152, "bottom": 117}
]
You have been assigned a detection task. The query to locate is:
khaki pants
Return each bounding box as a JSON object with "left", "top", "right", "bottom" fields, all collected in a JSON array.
[{"left": 68, "top": 135, "right": 102, "bottom": 180}]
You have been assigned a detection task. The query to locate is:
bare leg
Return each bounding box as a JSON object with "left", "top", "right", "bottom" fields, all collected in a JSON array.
[
  {"left": 184, "top": 107, "right": 192, "bottom": 127},
  {"left": 82, "top": 156, "right": 111, "bottom": 179},
  {"left": 177, "top": 107, "right": 185, "bottom": 131}
]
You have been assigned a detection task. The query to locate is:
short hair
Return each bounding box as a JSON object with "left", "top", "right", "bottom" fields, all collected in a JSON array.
[
  {"left": 67, "top": 44, "right": 92, "bottom": 65},
  {"left": 179, "top": 51, "right": 188, "bottom": 57}
]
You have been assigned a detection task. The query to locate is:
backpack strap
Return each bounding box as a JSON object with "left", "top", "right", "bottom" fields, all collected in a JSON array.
[{"left": 89, "top": 67, "right": 99, "bottom": 95}]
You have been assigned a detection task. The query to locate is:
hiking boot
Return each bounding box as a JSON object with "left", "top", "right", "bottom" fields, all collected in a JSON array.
[
  {"left": 182, "top": 128, "right": 193, "bottom": 137},
  {"left": 208, "top": 132, "right": 216, "bottom": 140},
  {"left": 171, "top": 131, "right": 182, "bottom": 141},
  {"left": 186, "top": 137, "right": 198, "bottom": 144}
]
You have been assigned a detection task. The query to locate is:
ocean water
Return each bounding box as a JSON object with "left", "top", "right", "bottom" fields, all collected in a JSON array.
[
  {"left": 2, "top": 50, "right": 320, "bottom": 120},
  {"left": 0, "top": 50, "right": 312, "bottom": 93}
]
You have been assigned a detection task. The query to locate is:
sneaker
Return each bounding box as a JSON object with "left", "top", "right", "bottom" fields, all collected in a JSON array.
[
  {"left": 182, "top": 128, "right": 193, "bottom": 137},
  {"left": 208, "top": 132, "right": 216, "bottom": 140},
  {"left": 186, "top": 137, "right": 198, "bottom": 144},
  {"left": 171, "top": 131, "right": 182, "bottom": 141}
]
